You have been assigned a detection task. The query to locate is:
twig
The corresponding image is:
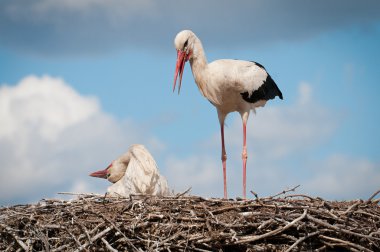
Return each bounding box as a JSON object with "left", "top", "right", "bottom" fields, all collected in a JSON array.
[
  {"left": 51, "top": 244, "right": 71, "bottom": 252},
  {"left": 78, "top": 223, "right": 92, "bottom": 244},
  {"left": 201, "top": 203, "right": 218, "bottom": 224},
  {"left": 250, "top": 190, "right": 259, "bottom": 200},
  {"left": 211, "top": 203, "right": 260, "bottom": 214},
  {"left": 101, "top": 238, "right": 118, "bottom": 252},
  {"left": 257, "top": 219, "right": 275, "bottom": 231},
  {"left": 35, "top": 229, "right": 50, "bottom": 252},
  {"left": 307, "top": 215, "right": 380, "bottom": 241},
  {"left": 284, "top": 194, "right": 316, "bottom": 200},
  {"left": 73, "top": 227, "right": 113, "bottom": 252},
  {"left": 284, "top": 231, "right": 319, "bottom": 252},
  {"left": 94, "top": 212, "right": 140, "bottom": 252},
  {"left": 57, "top": 192, "right": 103, "bottom": 197},
  {"left": 319, "top": 235, "right": 373, "bottom": 252},
  {"left": 366, "top": 188, "right": 380, "bottom": 203},
  {"left": 269, "top": 185, "right": 300, "bottom": 199},
  {"left": 13, "top": 234, "right": 29, "bottom": 251},
  {"left": 1, "top": 224, "right": 29, "bottom": 251},
  {"left": 235, "top": 209, "right": 308, "bottom": 244},
  {"left": 341, "top": 200, "right": 361, "bottom": 215},
  {"left": 175, "top": 187, "right": 192, "bottom": 198}
]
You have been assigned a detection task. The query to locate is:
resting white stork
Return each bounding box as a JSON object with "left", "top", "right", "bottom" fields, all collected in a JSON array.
[
  {"left": 173, "top": 30, "right": 283, "bottom": 199},
  {"left": 89, "top": 144, "right": 169, "bottom": 197}
]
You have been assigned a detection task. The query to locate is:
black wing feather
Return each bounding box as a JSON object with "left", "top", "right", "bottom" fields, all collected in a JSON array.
[{"left": 241, "top": 62, "right": 283, "bottom": 103}]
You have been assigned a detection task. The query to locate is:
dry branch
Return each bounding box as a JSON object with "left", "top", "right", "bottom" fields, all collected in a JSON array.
[
  {"left": 1, "top": 192, "right": 379, "bottom": 251},
  {"left": 235, "top": 209, "right": 308, "bottom": 244}
]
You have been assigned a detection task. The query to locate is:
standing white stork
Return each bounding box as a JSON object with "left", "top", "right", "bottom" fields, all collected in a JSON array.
[
  {"left": 173, "top": 30, "right": 283, "bottom": 199},
  {"left": 90, "top": 144, "right": 169, "bottom": 197}
]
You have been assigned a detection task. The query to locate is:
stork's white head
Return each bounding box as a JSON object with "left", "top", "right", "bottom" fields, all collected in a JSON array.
[
  {"left": 89, "top": 158, "right": 128, "bottom": 183},
  {"left": 173, "top": 30, "right": 196, "bottom": 94}
]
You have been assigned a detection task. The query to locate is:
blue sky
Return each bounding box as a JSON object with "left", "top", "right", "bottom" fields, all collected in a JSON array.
[{"left": 1, "top": 0, "right": 380, "bottom": 205}]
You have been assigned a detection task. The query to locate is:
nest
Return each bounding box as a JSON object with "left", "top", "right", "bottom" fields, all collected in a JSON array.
[{"left": 1, "top": 188, "right": 379, "bottom": 251}]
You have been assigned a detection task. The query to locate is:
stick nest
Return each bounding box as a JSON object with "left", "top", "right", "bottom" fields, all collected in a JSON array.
[{"left": 1, "top": 189, "right": 379, "bottom": 251}]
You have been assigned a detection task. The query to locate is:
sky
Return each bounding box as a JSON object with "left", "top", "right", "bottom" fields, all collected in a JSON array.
[{"left": 1, "top": 0, "right": 380, "bottom": 205}]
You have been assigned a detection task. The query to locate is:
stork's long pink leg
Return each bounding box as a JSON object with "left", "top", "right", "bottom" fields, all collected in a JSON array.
[
  {"left": 220, "top": 123, "right": 227, "bottom": 199},
  {"left": 242, "top": 118, "right": 248, "bottom": 199}
]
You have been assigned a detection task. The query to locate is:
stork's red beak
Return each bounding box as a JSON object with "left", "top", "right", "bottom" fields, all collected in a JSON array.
[
  {"left": 89, "top": 165, "right": 110, "bottom": 179},
  {"left": 89, "top": 168, "right": 108, "bottom": 179},
  {"left": 173, "top": 49, "right": 190, "bottom": 94}
]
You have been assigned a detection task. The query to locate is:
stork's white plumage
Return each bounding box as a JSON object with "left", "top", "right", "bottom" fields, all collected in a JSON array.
[
  {"left": 90, "top": 144, "right": 169, "bottom": 197},
  {"left": 173, "top": 30, "right": 283, "bottom": 199}
]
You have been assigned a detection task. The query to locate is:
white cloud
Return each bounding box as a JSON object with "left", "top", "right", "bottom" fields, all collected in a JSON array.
[
  {"left": 298, "top": 82, "right": 312, "bottom": 105},
  {"left": 303, "top": 155, "right": 380, "bottom": 200},
  {"left": 165, "top": 155, "right": 222, "bottom": 197},
  {"left": 0, "top": 75, "right": 98, "bottom": 141},
  {"left": 0, "top": 75, "right": 163, "bottom": 205}
]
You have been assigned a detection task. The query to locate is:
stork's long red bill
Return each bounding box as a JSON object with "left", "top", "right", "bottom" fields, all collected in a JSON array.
[
  {"left": 173, "top": 50, "right": 187, "bottom": 94},
  {"left": 89, "top": 168, "right": 108, "bottom": 179},
  {"left": 89, "top": 164, "right": 111, "bottom": 179}
]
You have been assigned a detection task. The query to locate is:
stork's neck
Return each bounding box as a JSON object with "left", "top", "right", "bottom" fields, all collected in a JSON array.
[{"left": 189, "top": 37, "right": 209, "bottom": 97}]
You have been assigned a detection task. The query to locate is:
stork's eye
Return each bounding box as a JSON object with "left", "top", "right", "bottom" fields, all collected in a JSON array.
[
  {"left": 106, "top": 173, "right": 110, "bottom": 178},
  {"left": 183, "top": 39, "right": 188, "bottom": 50}
]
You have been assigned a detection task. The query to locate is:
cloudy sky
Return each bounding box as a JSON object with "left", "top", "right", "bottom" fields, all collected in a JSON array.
[{"left": 1, "top": 0, "right": 380, "bottom": 205}]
